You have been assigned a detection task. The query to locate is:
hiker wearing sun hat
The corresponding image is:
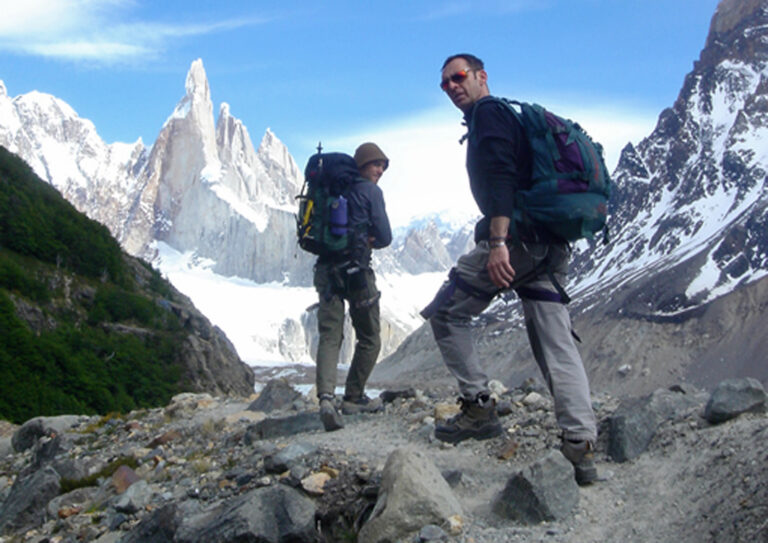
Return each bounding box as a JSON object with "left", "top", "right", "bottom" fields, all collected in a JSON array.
[
  {"left": 314, "top": 142, "right": 393, "bottom": 432},
  {"left": 354, "top": 142, "right": 389, "bottom": 178}
]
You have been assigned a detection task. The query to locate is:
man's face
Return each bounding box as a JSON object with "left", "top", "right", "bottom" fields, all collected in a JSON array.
[
  {"left": 360, "top": 160, "right": 386, "bottom": 184},
  {"left": 441, "top": 57, "right": 489, "bottom": 113}
]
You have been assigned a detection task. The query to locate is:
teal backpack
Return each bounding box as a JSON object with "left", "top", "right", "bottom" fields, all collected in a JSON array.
[{"left": 464, "top": 97, "right": 611, "bottom": 243}]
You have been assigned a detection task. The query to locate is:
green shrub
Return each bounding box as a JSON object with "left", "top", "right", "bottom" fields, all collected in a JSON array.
[
  {"left": 0, "top": 253, "right": 50, "bottom": 302},
  {"left": 0, "top": 147, "right": 191, "bottom": 425},
  {"left": 0, "top": 146, "right": 126, "bottom": 286}
]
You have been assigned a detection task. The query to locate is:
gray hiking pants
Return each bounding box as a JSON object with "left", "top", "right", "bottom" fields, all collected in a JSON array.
[
  {"left": 428, "top": 240, "right": 597, "bottom": 442},
  {"left": 314, "top": 262, "right": 381, "bottom": 400}
]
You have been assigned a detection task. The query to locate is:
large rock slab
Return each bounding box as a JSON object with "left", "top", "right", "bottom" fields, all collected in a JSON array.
[
  {"left": 493, "top": 451, "right": 579, "bottom": 524},
  {"left": 248, "top": 379, "right": 302, "bottom": 413},
  {"left": 704, "top": 377, "right": 766, "bottom": 423},
  {"left": 608, "top": 386, "right": 705, "bottom": 462},
  {"left": 11, "top": 415, "right": 86, "bottom": 453},
  {"left": 175, "top": 485, "right": 316, "bottom": 543},
  {"left": 358, "top": 447, "right": 462, "bottom": 543},
  {"left": 244, "top": 413, "right": 323, "bottom": 442},
  {"left": 0, "top": 465, "right": 61, "bottom": 535}
]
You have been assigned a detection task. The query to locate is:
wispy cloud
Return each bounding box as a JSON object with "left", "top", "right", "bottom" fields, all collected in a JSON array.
[{"left": 0, "top": 0, "right": 267, "bottom": 65}]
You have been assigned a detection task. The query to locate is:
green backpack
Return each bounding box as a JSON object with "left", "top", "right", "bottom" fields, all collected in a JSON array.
[
  {"left": 465, "top": 97, "right": 612, "bottom": 243},
  {"left": 296, "top": 149, "right": 361, "bottom": 256}
]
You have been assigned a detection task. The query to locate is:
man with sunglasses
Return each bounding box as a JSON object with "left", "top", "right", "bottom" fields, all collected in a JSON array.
[{"left": 424, "top": 53, "right": 598, "bottom": 485}]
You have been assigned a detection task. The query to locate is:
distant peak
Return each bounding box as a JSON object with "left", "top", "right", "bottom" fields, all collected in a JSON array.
[
  {"left": 259, "top": 128, "right": 284, "bottom": 152},
  {"left": 219, "top": 102, "right": 231, "bottom": 118},
  {"left": 0, "top": 80, "right": 6, "bottom": 97},
  {"left": 185, "top": 58, "right": 209, "bottom": 99},
  {"left": 712, "top": 0, "right": 765, "bottom": 35},
  {"left": 700, "top": 0, "right": 768, "bottom": 68}
]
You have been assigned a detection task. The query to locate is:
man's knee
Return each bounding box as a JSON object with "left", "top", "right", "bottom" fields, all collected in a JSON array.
[{"left": 357, "top": 332, "right": 381, "bottom": 353}]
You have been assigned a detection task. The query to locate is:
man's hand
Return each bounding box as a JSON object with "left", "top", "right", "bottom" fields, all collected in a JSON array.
[{"left": 487, "top": 244, "right": 515, "bottom": 288}]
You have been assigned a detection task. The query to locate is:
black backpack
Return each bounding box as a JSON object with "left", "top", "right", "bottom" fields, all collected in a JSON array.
[{"left": 296, "top": 149, "right": 361, "bottom": 256}]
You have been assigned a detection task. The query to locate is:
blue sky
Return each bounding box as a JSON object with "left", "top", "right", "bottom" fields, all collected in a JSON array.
[{"left": 1, "top": 0, "right": 721, "bottom": 226}]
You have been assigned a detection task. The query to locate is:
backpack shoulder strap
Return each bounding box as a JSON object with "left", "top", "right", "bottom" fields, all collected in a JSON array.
[
  {"left": 460, "top": 96, "right": 510, "bottom": 144},
  {"left": 461, "top": 97, "right": 530, "bottom": 144}
]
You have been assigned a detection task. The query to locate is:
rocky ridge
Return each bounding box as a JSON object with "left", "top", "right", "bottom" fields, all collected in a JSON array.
[{"left": 0, "top": 377, "right": 765, "bottom": 542}]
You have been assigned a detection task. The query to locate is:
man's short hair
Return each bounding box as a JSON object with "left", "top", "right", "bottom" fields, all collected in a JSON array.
[{"left": 441, "top": 53, "right": 484, "bottom": 71}]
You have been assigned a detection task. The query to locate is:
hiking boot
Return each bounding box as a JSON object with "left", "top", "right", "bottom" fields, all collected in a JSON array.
[
  {"left": 341, "top": 394, "right": 384, "bottom": 415},
  {"left": 561, "top": 439, "right": 598, "bottom": 485},
  {"left": 434, "top": 395, "right": 503, "bottom": 444},
  {"left": 319, "top": 396, "right": 344, "bottom": 432}
]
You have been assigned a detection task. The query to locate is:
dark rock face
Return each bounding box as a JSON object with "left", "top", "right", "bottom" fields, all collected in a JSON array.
[
  {"left": 608, "top": 387, "right": 706, "bottom": 462},
  {"left": 591, "top": 0, "right": 768, "bottom": 314},
  {"left": 493, "top": 451, "right": 579, "bottom": 524},
  {"left": 248, "top": 379, "right": 302, "bottom": 413},
  {"left": 127, "top": 256, "right": 255, "bottom": 398},
  {"left": 0, "top": 466, "right": 61, "bottom": 535},
  {"left": 704, "top": 377, "right": 767, "bottom": 423},
  {"left": 174, "top": 486, "right": 317, "bottom": 543}
]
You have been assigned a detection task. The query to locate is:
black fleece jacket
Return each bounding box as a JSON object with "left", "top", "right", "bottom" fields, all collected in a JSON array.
[{"left": 464, "top": 95, "right": 543, "bottom": 243}]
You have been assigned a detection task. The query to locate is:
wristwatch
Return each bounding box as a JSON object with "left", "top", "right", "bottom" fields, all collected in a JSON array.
[{"left": 489, "top": 241, "right": 506, "bottom": 248}]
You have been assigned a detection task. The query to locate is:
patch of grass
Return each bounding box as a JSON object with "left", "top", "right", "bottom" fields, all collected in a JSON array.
[
  {"left": 79, "top": 412, "right": 126, "bottom": 434},
  {"left": 191, "top": 458, "right": 212, "bottom": 474}
]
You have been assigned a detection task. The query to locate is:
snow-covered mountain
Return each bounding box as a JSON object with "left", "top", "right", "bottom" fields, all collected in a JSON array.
[
  {"left": 571, "top": 0, "right": 768, "bottom": 314},
  {"left": 0, "top": 80, "right": 149, "bottom": 247},
  {"left": 9, "top": 0, "right": 764, "bottom": 379},
  {"left": 0, "top": 60, "right": 312, "bottom": 286},
  {"left": 0, "top": 60, "right": 460, "bottom": 366},
  {"left": 373, "top": 0, "right": 768, "bottom": 396}
]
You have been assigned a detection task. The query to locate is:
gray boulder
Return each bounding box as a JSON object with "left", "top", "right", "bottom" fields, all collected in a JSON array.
[
  {"left": 11, "top": 415, "right": 85, "bottom": 453},
  {"left": 0, "top": 465, "right": 61, "bottom": 535},
  {"left": 263, "top": 442, "right": 318, "bottom": 474},
  {"left": 120, "top": 502, "right": 194, "bottom": 543},
  {"left": 244, "top": 412, "right": 323, "bottom": 442},
  {"left": 493, "top": 451, "right": 579, "bottom": 524},
  {"left": 113, "top": 480, "right": 153, "bottom": 514},
  {"left": 249, "top": 379, "right": 302, "bottom": 413},
  {"left": 358, "top": 447, "right": 463, "bottom": 543},
  {"left": 175, "top": 485, "right": 316, "bottom": 542},
  {"left": 0, "top": 437, "right": 13, "bottom": 460},
  {"left": 46, "top": 487, "right": 100, "bottom": 519},
  {"left": 608, "top": 386, "right": 705, "bottom": 461},
  {"left": 704, "top": 377, "right": 766, "bottom": 423}
]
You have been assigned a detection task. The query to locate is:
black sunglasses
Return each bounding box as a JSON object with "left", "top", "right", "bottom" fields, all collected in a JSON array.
[{"left": 440, "top": 68, "right": 473, "bottom": 90}]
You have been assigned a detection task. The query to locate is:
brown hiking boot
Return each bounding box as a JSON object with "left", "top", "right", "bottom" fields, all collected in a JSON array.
[
  {"left": 561, "top": 439, "right": 598, "bottom": 485},
  {"left": 434, "top": 395, "right": 503, "bottom": 444}
]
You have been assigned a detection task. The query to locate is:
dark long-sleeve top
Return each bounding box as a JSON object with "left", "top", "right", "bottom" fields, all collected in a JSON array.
[
  {"left": 465, "top": 95, "right": 548, "bottom": 243},
  {"left": 347, "top": 179, "right": 392, "bottom": 266}
]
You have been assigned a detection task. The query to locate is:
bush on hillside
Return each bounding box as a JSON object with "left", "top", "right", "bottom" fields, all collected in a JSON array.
[{"left": 0, "top": 146, "right": 188, "bottom": 424}]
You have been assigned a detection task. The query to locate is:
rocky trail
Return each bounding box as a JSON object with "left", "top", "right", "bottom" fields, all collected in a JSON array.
[{"left": 0, "top": 377, "right": 766, "bottom": 542}]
